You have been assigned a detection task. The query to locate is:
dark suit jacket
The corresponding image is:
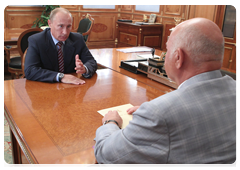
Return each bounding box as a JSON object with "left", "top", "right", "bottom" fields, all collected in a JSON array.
[{"left": 24, "top": 28, "right": 97, "bottom": 82}]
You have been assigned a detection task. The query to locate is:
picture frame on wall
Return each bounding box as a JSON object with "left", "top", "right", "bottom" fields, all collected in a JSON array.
[{"left": 149, "top": 14, "right": 157, "bottom": 23}]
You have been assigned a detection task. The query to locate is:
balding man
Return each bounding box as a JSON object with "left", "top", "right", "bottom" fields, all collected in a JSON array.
[
  {"left": 94, "top": 18, "right": 236, "bottom": 164},
  {"left": 25, "top": 8, "right": 97, "bottom": 84}
]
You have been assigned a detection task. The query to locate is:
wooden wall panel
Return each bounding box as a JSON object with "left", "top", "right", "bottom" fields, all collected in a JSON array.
[
  {"left": 163, "top": 5, "right": 182, "bottom": 16},
  {"left": 223, "top": 44, "right": 236, "bottom": 71},
  {"left": 162, "top": 22, "right": 175, "bottom": 50},
  {"left": 4, "top": 5, "right": 187, "bottom": 49},
  {"left": 159, "top": 5, "right": 188, "bottom": 50},
  {"left": 120, "top": 13, "right": 132, "bottom": 20},
  {"left": 133, "top": 14, "right": 145, "bottom": 20},
  {"left": 70, "top": 12, "right": 79, "bottom": 31},
  {"left": 222, "top": 46, "right": 233, "bottom": 69},
  {"left": 188, "top": 5, "right": 217, "bottom": 22},
  {"left": 5, "top": 5, "right": 230, "bottom": 52},
  {"left": 89, "top": 14, "right": 116, "bottom": 42},
  {"left": 120, "top": 5, "right": 133, "bottom": 12},
  {"left": 62, "top": 5, "right": 79, "bottom": 11},
  {"left": 5, "top": 6, "right": 44, "bottom": 29},
  {"left": 5, "top": 5, "right": 236, "bottom": 72},
  {"left": 6, "top": 13, "right": 40, "bottom": 29}
]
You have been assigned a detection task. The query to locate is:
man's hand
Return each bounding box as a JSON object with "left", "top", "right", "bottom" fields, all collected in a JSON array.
[
  {"left": 126, "top": 106, "right": 140, "bottom": 115},
  {"left": 75, "top": 54, "right": 86, "bottom": 74},
  {"left": 61, "top": 74, "right": 85, "bottom": 85},
  {"left": 102, "top": 110, "right": 123, "bottom": 128}
]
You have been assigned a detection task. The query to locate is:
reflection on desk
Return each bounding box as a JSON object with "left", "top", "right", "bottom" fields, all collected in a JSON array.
[
  {"left": 4, "top": 69, "right": 166, "bottom": 164},
  {"left": 90, "top": 47, "right": 175, "bottom": 93}
]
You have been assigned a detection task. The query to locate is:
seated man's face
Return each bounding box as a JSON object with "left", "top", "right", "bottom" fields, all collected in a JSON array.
[{"left": 48, "top": 12, "right": 72, "bottom": 42}]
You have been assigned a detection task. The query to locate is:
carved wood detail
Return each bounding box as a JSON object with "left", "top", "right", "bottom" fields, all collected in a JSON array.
[
  {"left": 92, "top": 23, "right": 108, "bottom": 33},
  {"left": 164, "top": 5, "right": 182, "bottom": 15}
]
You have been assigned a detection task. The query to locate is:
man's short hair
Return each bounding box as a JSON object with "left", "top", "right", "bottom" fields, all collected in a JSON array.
[{"left": 49, "top": 8, "right": 72, "bottom": 22}]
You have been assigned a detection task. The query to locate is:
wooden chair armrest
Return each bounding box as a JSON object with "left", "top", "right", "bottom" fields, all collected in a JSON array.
[{"left": 21, "top": 48, "right": 28, "bottom": 78}]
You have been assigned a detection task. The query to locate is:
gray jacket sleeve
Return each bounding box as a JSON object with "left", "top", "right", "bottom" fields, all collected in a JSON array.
[{"left": 94, "top": 102, "right": 169, "bottom": 164}]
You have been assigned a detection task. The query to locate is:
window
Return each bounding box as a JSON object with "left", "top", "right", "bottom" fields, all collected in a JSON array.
[
  {"left": 135, "top": 5, "right": 160, "bottom": 13},
  {"left": 222, "top": 5, "right": 236, "bottom": 38},
  {"left": 83, "top": 5, "right": 115, "bottom": 9}
]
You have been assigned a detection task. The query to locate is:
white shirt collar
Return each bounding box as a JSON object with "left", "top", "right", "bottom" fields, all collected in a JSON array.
[
  {"left": 177, "top": 80, "right": 186, "bottom": 89},
  {"left": 50, "top": 32, "right": 65, "bottom": 45}
]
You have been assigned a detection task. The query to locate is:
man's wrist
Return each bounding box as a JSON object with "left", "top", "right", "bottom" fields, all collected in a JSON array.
[
  {"left": 55, "top": 73, "right": 64, "bottom": 82},
  {"left": 82, "top": 65, "right": 89, "bottom": 75},
  {"left": 55, "top": 73, "right": 60, "bottom": 82},
  {"left": 103, "top": 120, "right": 120, "bottom": 127},
  {"left": 59, "top": 73, "right": 64, "bottom": 82}
]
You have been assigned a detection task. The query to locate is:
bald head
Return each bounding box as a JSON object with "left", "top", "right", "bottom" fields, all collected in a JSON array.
[
  {"left": 169, "top": 18, "right": 224, "bottom": 64},
  {"left": 165, "top": 18, "right": 224, "bottom": 86}
]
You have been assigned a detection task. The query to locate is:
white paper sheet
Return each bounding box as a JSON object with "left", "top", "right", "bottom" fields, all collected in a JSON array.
[
  {"left": 137, "top": 54, "right": 161, "bottom": 59},
  {"left": 116, "top": 47, "right": 152, "bottom": 53},
  {"left": 98, "top": 104, "right": 134, "bottom": 129}
]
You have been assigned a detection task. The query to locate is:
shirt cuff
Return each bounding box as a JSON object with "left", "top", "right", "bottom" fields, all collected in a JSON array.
[
  {"left": 56, "top": 73, "right": 60, "bottom": 82},
  {"left": 82, "top": 65, "right": 90, "bottom": 77}
]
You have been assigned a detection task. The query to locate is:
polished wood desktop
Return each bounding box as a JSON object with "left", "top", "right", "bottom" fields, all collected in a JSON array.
[
  {"left": 90, "top": 47, "right": 175, "bottom": 93},
  {"left": 4, "top": 69, "right": 166, "bottom": 164},
  {"left": 4, "top": 43, "right": 235, "bottom": 165}
]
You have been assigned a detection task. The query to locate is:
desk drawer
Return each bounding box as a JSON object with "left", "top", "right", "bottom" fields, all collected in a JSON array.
[{"left": 119, "top": 32, "right": 137, "bottom": 46}]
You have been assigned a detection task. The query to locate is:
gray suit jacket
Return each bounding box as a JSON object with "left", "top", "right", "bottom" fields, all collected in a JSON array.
[{"left": 94, "top": 70, "right": 236, "bottom": 164}]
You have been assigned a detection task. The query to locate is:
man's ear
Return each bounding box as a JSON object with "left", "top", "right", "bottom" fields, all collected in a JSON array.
[
  {"left": 174, "top": 48, "right": 184, "bottom": 69},
  {"left": 48, "top": 20, "right": 51, "bottom": 28}
]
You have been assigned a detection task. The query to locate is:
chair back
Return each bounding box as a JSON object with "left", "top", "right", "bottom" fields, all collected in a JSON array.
[
  {"left": 21, "top": 48, "right": 28, "bottom": 78},
  {"left": 17, "top": 28, "right": 43, "bottom": 57},
  {"left": 77, "top": 14, "right": 94, "bottom": 42}
]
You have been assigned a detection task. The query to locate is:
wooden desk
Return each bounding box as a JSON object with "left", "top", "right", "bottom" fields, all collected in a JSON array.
[
  {"left": 90, "top": 47, "right": 175, "bottom": 93},
  {"left": 4, "top": 69, "right": 166, "bottom": 164},
  {"left": 92, "top": 47, "right": 233, "bottom": 89},
  {"left": 116, "top": 22, "right": 163, "bottom": 49}
]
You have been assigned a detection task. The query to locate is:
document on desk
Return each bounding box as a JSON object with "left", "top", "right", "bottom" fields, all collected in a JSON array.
[
  {"left": 137, "top": 54, "right": 161, "bottom": 59},
  {"left": 98, "top": 104, "right": 134, "bottom": 129},
  {"left": 117, "top": 47, "right": 152, "bottom": 53}
]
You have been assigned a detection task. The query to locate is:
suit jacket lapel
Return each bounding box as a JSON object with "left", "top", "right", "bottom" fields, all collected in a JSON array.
[
  {"left": 45, "top": 29, "right": 59, "bottom": 71},
  {"left": 63, "top": 38, "right": 75, "bottom": 68}
]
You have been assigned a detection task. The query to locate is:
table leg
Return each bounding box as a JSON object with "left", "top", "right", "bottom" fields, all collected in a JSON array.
[{"left": 10, "top": 130, "right": 22, "bottom": 164}]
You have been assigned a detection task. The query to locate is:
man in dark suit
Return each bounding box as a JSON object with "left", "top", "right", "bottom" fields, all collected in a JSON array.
[{"left": 24, "top": 8, "right": 97, "bottom": 85}]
